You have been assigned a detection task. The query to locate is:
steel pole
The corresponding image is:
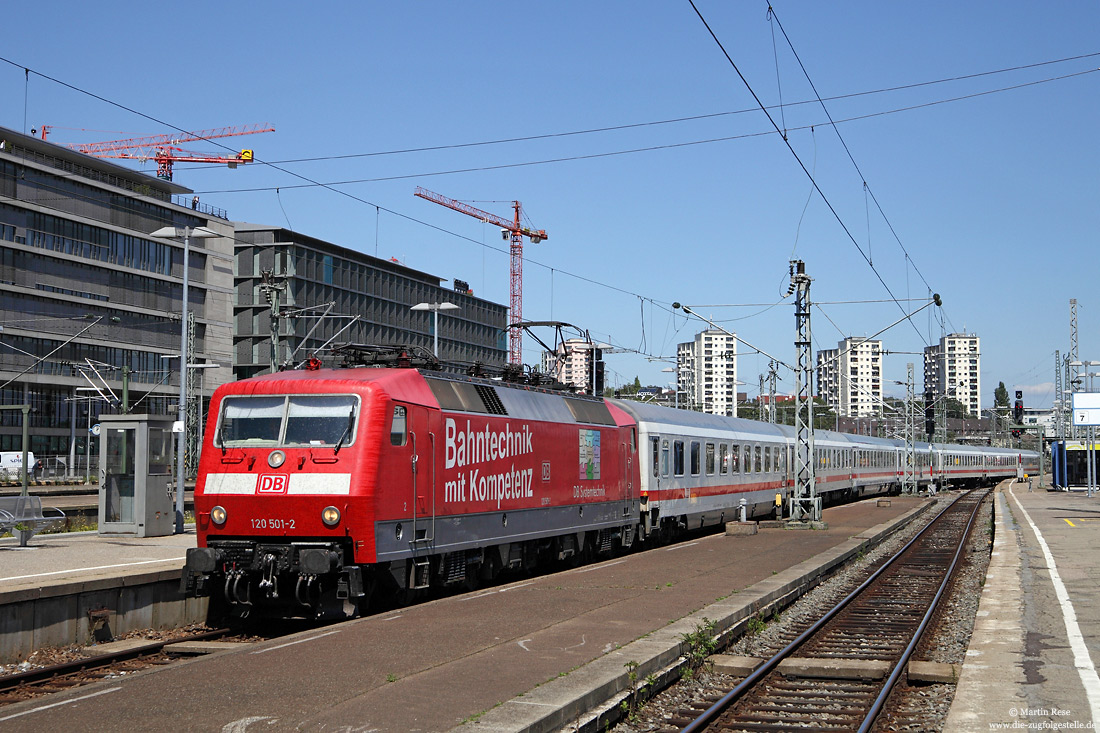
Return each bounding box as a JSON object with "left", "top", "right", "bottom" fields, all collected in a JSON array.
[
  {"left": 433, "top": 308, "right": 439, "bottom": 357},
  {"left": 175, "top": 229, "right": 190, "bottom": 534}
]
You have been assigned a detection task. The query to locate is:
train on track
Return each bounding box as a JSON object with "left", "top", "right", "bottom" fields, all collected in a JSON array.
[{"left": 181, "top": 347, "right": 1039, "bottom": 620}]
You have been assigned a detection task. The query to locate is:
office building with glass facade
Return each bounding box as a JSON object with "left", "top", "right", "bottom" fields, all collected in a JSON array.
[
  {"left": 0, "top": 126, "right": 234, "bottom": 472},
  {"left": 233, "top": 224, "right": 508, "bottom": 379}
]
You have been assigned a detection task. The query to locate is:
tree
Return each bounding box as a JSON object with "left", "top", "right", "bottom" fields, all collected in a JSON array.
[
  {"left": 994, "top": 382, "right": 1009, "bottom": 408},
  {"left": 944, "top": 397, "right": 970, "bottom": 419}
]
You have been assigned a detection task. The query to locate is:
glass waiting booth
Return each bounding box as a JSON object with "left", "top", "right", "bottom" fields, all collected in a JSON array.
[{"left": 98, "top": 414, "right": 176, "bottom": 537}]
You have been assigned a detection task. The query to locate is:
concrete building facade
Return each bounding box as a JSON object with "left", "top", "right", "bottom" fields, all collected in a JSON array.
[
  {"left": 677, "top": 330, "right": 738, "bottom": 416},
  {"left": 540, "top": 337, "right": 600, "bottom": 394},
  {"left": 817, "top": 337, "right": 883, "bottom": 417},
  {"left": 0, "top": 126, "right": 234, "bottom": 469},
  {"left": 924, "top": 333, "right": 981, "bottom": 417},
  {"left": 233, "top": 224, "right": 507, "bottom": 379}
]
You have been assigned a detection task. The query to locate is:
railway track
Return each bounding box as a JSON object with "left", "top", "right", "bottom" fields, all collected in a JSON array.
[
  {"left": 679, "top": 488, "right": 990, "bottom": 733},
  {"left": 0, "top": 628, "right": 233, "bottom": 705}
]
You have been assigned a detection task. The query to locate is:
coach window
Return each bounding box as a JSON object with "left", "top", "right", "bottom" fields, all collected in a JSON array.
[
  {"left": 705, "top": 443, "right": 715, "bottom": 475},
  {"left": 754, "top": 445, "right": 762, "bottom": 473},
  {"left": 742, "top": 445, "right": 751, "bottom": 474},
  {"left": 719, "top": 444, "right": 728, "bottom": 474},
  {"left": 661, "top": 440, "right": 670, "bottom": 476},
  {"left": 651, "top": 437, "right": 660, "bottom": 477},
  {"left": 690, "top": 441, "right": 701, "bottom": 476},
  {"left": 731, "top": 444, "right": 741, "bottom": 473},
  {"left": 763, "top": 446, "right": 771, "bottom": 473},
  {"left": 390, "top": 405, "right": 407, "bottom": 446},
  {"left": 673, "top": 440, "right": 685, "bottom": 476}
]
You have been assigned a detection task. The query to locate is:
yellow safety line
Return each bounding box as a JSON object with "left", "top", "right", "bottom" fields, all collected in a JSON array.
[{"left": 1064, "top": 518, "right": 1077, "bottom": 527}]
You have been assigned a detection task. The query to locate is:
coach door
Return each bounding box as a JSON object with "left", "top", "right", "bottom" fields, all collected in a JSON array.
[{"left": 404, "top": 405, "right": 437, "bottom": 548}]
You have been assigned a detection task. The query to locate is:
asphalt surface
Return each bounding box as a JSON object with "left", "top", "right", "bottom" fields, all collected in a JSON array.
[{"left": 0, "top": 496, "right": 925, "bottom": 732}]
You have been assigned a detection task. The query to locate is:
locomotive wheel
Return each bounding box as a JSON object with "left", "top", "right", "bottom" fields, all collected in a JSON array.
[{"left": 478, "top": 550, "right": 502, "bottom": 583}]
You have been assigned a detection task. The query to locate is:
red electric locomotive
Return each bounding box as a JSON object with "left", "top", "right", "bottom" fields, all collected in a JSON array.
[
  {"left": 182, "top": 348, "right": 1040, "bottom": 620},
  {"left": 182, "top": 356, "right": 641, "bottom": 619}
]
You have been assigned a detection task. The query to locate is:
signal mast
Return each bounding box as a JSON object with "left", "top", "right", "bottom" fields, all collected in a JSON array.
[{"left": 414, "top": 187, "right": 547, "bottom": 365}]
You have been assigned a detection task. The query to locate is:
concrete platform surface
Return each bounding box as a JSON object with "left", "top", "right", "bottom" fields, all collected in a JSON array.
[
  {"left": 0, "top": 528, "right": 193, "bottom": 601},
  {"left": 946, "top": 481, "right": 1100, "bottom": 731},
  {"left": 0, "top": 494, "right": 930, "bottom": 732}
]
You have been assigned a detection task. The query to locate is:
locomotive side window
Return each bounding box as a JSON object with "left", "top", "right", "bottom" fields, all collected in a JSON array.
[
  {"left": 390, "top": 405, "right": 408, "bottom": 446},
  {"left": 673, "top": 440, "right": 684, "bottom": 476},
  {"left": 690, "top": 441, "right": 701, "bottom": 476},
  {"left": 661, "top": 440, "right": 670, "bottom": 476},
  {"left": 218, "top": 396, "right": 286, "bottom": 445},
  {"left": 705, "top": 443, "right": 715, "bottom": 475},
  {"left": 719, "top": 444, "right": 728, "bottom": 474}
]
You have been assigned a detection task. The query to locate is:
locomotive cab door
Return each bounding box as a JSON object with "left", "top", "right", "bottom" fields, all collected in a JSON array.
[{"left": 403, "top": 404, "right": 437, "bottom": 548}]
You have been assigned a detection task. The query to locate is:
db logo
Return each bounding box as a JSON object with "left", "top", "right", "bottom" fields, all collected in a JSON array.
[{"left": 257, "top": 474, "right": 289, "bottom": 494}]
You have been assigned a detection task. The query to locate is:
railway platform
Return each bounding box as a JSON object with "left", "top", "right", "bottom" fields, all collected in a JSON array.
[
  {"left": 1, "top": 493, "right": 934, "bottom": 732},
  {"left": 945, "top": 480, "right": 1100, "bottom": 732},
  {"left": 0, "top": 528, "right": 201, "bottom": 660}
]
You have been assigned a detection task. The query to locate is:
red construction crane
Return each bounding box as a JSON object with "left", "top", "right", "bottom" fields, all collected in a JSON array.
[
  {"left": 55, "top": 123, "right": 274, "bottom": 181},
  {"left": 414, "top": 187, "right": 547, "bottom": 365}
]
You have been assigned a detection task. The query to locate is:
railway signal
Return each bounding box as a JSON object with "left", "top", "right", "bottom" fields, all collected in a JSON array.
[
  {"left": 1014, "top": 390, "right": 1024, "bottom": 424},
  {"left": 924, "top": 391, "right": 935, "bottom": 441}
]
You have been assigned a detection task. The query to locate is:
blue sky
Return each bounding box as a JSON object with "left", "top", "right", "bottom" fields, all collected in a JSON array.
[{"left": 3, "top": 1, "right": 1097, "bottom": 409}]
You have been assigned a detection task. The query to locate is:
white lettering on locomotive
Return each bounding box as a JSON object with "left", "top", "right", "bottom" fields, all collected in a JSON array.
[
  {"left": 445, "top": 418, "right": 534, "bottom": 469},
  {"left": 443, "top": 418, "right": 535, "bottom": 506}
]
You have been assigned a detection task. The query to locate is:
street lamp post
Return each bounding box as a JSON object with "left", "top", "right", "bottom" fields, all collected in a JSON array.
[
  {"left": 410, "top": 302, "right": 460, "bottom": 358},
  {"left": 151, "top": 226, "right": 218, "bottom": 534}
]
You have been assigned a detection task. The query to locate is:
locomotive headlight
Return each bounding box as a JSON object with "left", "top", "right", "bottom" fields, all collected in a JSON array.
[
  {"left": 321, "top": 506, "right": 341, "bottom": 527},
  {"left": 268, "top": 450, "right": 286, "bottom": 468},
  {"left": 210, "top": 505, "right": 227, "bottom": 525}
]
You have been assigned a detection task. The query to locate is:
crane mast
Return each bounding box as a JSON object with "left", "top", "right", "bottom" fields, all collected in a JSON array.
[{"left": 414, "top": 187, "right": 547, "bottom": 365}]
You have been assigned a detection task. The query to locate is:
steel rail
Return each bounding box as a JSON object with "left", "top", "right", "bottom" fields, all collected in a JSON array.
[
  {"left": 681, "top": 488, "right": 989, "bottom": 732},
  {"left": 0, "top": 628, "right": 230, "bottom": 696},
  {"left": 857, "top": 487, "right": 988, "bottom": 731}
]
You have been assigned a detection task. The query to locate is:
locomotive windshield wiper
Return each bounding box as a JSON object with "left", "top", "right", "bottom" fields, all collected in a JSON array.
[{"left": 334, "top": 405, "right": 355, "bottom": 455}]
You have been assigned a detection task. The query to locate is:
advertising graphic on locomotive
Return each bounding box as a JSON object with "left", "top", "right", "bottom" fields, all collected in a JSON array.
[{"left": 181, "top": 362, "right": 1039, "bottom": 620}]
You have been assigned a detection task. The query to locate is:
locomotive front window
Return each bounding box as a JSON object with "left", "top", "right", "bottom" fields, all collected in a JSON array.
[
  {"left": 285, "top": 395, "right": 358, "bottom": 446},
  {"left": 219, "top": 396, "right": 285, "bottom": 445},
  {"left": 217, "top": 394, "right": 360, "bottom": 448}
]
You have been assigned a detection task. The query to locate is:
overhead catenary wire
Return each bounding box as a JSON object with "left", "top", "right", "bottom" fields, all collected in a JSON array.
[
  {"left": 190, "top": 67, "right": 1100, "bottom": 196},
  {"left": 768, "top": 5, "right": 939, "bottom": 324},
  {"left": 155, "top": 51, "right": 1100, "bottom": 171},
  {"left": 0, "top": 59, "right": 679, "bottom": 345},
  {"left": 687, "top": 0, "right": 930, "bottom": 344}
]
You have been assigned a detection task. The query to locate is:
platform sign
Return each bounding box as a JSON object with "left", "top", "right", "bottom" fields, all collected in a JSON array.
[{"left": 1072, "top": 392, "right": 1100, "bottom": 426}]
